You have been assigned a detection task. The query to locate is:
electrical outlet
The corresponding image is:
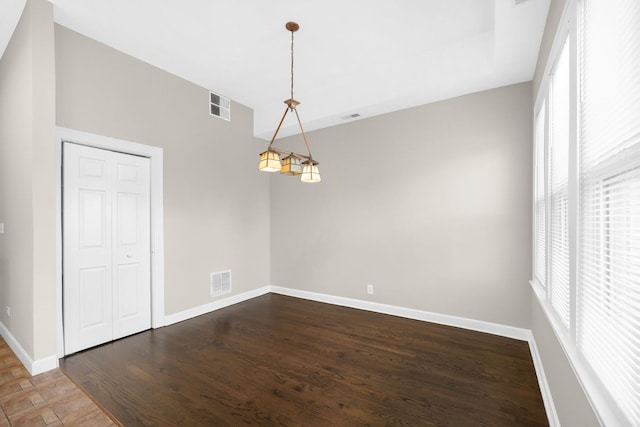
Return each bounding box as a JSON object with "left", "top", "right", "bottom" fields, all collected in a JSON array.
[
  {"left": 367, "top": 284, "right": 374, "bottom": 295},
  {"left": 6, "top": 306, "right": 10, "bottom": 317}
]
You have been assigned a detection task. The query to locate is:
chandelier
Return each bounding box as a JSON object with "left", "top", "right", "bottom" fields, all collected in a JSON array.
[{"left": 258, "top": 22, "right": 321, "bottom": 183}]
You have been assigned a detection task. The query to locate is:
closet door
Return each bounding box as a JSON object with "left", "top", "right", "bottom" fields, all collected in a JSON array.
[{"left": 63, "top": 143, "right": 151, "bottom": 355}]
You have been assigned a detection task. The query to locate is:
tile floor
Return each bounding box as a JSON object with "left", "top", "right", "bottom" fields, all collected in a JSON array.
[{"left": 0, "top": 337, "right": 117, "bottom": 426}]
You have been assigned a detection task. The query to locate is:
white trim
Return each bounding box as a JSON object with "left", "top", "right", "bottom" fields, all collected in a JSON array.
[
  {"left": 534, "top": 0, "right": 575, "bottom": 111},
  {"left": 527, "top": 330, "right": 561, "bottom": 427},
  {"left": 55, "top": 137, "right": 64, "bottom": 360},
  {"left": 55, "top": 127, "right": 166, "bottom": 359},
  {"left": 0, "top": 321, "right": 57, "bottom": 375},
  {"left": 31, "top": 355, "right": 58, "bottom": 376},
  {"left": 163, "top": 286, "right": 270, "bottom": 326},
  {"left": 270, "top": 286, "right": 530, "bottom": 341},
  {"left": 159, "top": 283, "right": 534, "bottom": 342}
]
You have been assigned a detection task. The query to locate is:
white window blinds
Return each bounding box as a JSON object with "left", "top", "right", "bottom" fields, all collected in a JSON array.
[
  {"left": 577, "top": 0, "right": 640, "bottom": 423},
  {"left": 534, "top": 104, "right": 547, "bottom": 286},
  {"left": 549, "top": 37, "right": 571, "bottom": 328}
]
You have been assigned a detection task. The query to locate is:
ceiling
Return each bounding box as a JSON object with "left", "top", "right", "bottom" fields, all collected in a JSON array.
[{"left": 1, "top": 0, "right": 550, "bottom": 140}]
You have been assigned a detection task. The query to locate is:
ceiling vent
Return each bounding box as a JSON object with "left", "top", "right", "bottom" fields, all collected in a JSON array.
[
  {"left": 340, "top": 113, "right": 361, "bottom": 120},
  {"left": 209, "top": 91, "right": 231, "bottom": 121},
  {"left": 210, "top": 270, "right": 231, "bottom": 298}
]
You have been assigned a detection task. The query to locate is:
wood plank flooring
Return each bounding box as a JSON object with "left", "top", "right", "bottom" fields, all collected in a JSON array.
[
  {"left": 60, "top": 294, "right": 548, "bottom": 426},
  {"left": 0, "top": 337, "right": 116, "bottom": 426}
]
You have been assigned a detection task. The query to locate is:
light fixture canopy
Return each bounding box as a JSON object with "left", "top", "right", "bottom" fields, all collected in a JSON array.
[{"left": 257, "top": 21, "right": 321, "bottom": 183}]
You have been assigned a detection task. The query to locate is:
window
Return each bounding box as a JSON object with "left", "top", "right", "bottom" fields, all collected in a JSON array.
[
  {"left": 549, "top": 37, "right": 571, "bottom": 328},
  {"left": 533, "top": 0, "right": 640, "bottom": 425},
  {"left": 534, "top": 104, "right": 546, "bottom": 286}
]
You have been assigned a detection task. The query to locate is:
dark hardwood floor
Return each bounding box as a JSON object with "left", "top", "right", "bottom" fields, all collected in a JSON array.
[{"left": 60, "top": 294, "right": 548, "bottom": 426}]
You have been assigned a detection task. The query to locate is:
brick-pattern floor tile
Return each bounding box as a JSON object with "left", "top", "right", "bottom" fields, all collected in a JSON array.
[{"left": 0, "top": 338, "right": 116, "bottom": 426}]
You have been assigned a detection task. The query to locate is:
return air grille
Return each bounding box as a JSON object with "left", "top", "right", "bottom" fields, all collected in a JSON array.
[
  {"left": 210, "top": 270, "right": 231, "bottom": 297},
  {"left": 209, "top": 91, "right": 231, "bottom": 121}
]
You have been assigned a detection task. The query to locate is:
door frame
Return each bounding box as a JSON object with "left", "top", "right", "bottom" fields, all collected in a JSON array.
[{"left": 56, "top": 127, "right": 165, "bottom": 358}]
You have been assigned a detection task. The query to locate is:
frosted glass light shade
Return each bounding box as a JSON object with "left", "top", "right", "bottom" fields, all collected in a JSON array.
[
  {"left": 301, "top": 164, "right": 321, "bottom": 182},
  {"left": 258, "top": 150, "right": 281, "bottom": 172},
  {"left": 280, "top": 155, "right": 303, "bottom": 175}
]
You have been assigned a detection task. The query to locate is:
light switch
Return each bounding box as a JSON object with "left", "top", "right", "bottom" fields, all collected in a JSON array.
[{"left": 0, "top": 223, "right": 4, "bottom": 234}]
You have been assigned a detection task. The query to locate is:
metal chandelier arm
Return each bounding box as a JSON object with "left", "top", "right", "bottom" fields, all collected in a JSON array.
[
  {"left": 293, "top": 108, "right": 315, "bottom": 163},
  {"left": 267, "top": 147, "right": 312, "bottom": 162},
  {"left": 268, "top": 106, "right": 292, "bottom": 147}
]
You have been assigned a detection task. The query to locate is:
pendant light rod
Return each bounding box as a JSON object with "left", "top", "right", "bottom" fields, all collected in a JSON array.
[{"left": 289, "top": 22, "right": 296, "bottom": 102}]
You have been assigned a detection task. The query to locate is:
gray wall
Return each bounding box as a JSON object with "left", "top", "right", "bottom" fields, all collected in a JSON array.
[
  {"left": 0, "top": 0, "right": 56, "bottom": 360},
  {"left": 530, "top": 0, "right": 600, "bottom": 424},
  {"left": 55, "top": 25, "right": 271, "bottom": 316},
  {"left": 270, "top": 82, "right": 533, "bottom": 329}
]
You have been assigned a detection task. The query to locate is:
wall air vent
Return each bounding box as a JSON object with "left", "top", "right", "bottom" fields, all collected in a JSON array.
[
  {"left": 209, "top": 91, "right": 231, "bottom": 121},
  {"left": 210, "top": 270, "right": 231, "bottom": 297}
]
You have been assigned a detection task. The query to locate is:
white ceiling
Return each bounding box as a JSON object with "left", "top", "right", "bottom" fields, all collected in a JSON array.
[{"left": 1, "top": 0, "right": 549, "bottom": 140}]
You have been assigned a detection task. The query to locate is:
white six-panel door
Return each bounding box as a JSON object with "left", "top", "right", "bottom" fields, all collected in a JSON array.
[{"left": 63, "top": 142, "right": 151, "bottom": 355}]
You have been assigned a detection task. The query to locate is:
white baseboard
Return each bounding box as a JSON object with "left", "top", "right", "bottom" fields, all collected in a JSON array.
[
  {"left": 0, "top": 321, "right": 58, "bottom": 375},
  {"left": 31, "top": 355, "right": 58, "bottom": 375},
  {"left": 528, "top": 331, "right": 561, "bottom": 427},
  {"left": 163, "top": 286, "right": 271, "bottom": 326},
  {"left": 270, "top": 286, "right": 531, "bottom": 341}
]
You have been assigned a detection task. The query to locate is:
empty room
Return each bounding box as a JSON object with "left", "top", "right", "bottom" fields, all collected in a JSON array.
[{"left": 0, "top": 0, "right": 638, "bottom": 425}]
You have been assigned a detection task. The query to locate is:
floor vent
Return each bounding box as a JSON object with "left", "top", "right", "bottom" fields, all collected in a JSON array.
[
  {"left": 210, "top": 270, "right": 231, "bottom": 297},
  {"left": 209, "top": 91, "right": 231, "bottom": 121}
]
